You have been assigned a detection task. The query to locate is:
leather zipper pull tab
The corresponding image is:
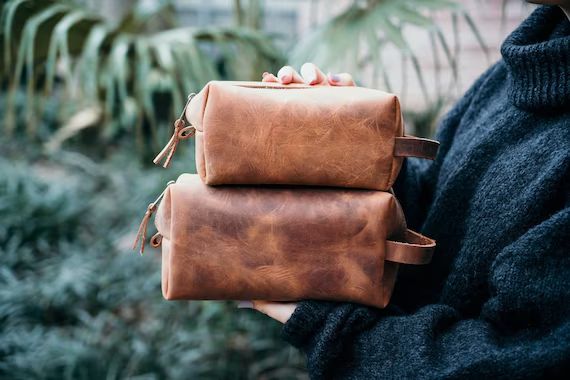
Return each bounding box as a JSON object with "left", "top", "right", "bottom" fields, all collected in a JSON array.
[
  {"left": 132, "top": 203, "right": 156, "bottom": 256},
  {"left": 132, "top": 181, "right": 175, "bottom": 255},
  {"left": 153, "top": 93, "right": 196, "bottom": 168}
]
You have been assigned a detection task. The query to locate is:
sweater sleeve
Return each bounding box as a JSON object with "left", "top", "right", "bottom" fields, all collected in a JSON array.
[
  {"left": 393, "top": 64, "right": 498, "bottom": 229},
  {"left": 282, "top": 204, "right": 570, "bottom": 379}
]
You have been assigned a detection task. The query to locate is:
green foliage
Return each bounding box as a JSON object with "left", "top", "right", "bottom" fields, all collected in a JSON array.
[
  {"left": 0, "top": 0, "right": 489, "bottom": 151},
  {"left": 234, "top": 0, "right": 263, "bottom": 30},
  {"left": 0, "top": 153, "right": 306, "bottom": 379},
  {"left": 0, "top": 0, "right": 283, "bottom": 153},
  {"left": 291, "top": 0, "right": 488, "bottom": 105},
  {"left": 403, "top": 96, "right": 447, "bottom": 138},
  {"left": 0, "top": 2, "right": 495, "bottom": 378}
]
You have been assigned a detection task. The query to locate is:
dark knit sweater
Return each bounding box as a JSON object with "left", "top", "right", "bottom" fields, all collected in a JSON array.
[{"left": 282, "top": 6, "right": 570, "bottom": 379}]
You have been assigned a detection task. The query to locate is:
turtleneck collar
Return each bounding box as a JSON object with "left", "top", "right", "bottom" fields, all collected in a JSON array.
[{"left": 501, "top": 6, "right": 570, "bottom": 111}]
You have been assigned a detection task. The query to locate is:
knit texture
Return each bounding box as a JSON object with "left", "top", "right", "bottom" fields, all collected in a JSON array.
[{"left": 282, "top": 6, "right": 570, "bottom": 379}]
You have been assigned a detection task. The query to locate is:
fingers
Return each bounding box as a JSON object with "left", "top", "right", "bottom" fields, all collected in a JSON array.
[
  {"left": 261, "top": 71, "right": 278, "bottom": 83},
  {"left": 262, "top": 64, "right": 355, "bottom": 87},
  {"left": 277, "top": 65, "right": 305, "bottom": 84},
  {"left": 253, "top": 301, "right": 297, "bottom": 324},
  {"left": 327, "top": 72, "right": 356, "bottom": 86},
  {"left": 300, "top": 62, "right": 329, "bottom": 85},
  {"left": 262, "top": 66, "right": 303, "bottom": 84},
  {"left": 237, "top": 300, "right": 297, "bottom": 324}
]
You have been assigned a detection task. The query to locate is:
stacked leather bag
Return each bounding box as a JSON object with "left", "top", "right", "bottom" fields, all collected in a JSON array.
[{"left": 133, "top": 81, "right": 439, "bottom": 308}]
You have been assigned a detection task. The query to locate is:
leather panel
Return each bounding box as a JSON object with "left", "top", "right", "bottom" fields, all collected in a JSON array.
[
  {"left": 154, "top": 174, "right": 408, "bottom": 308},
  {"left": 187, "top": 81, "right": 404, "bottom": 190}
]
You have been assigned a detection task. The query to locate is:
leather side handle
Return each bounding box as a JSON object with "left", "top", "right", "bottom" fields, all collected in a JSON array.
[
  {"left": 394, "top": 136, "right": 440, "bottom": 160},
  {"left": 385, "top": 229, "right": 435, "bottom": 265}
]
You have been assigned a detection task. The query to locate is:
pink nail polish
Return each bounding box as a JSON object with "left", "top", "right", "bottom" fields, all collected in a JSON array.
[
  {"left": 330, "top": 74, "right": 340, "bottom": 83},
  {"left": 237, "top": 301, "right": 254, "bottom": 309}
]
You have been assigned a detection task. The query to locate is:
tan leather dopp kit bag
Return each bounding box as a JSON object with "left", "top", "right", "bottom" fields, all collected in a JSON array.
[
  {"left": 134, "top": 80, "right": 440, "bottom": 309},
  {"left": 150, "top": 174, "right": 434, "bottom": 308},
  {"left": 153, "top": 81, "right": 439, "bottom": 191}
]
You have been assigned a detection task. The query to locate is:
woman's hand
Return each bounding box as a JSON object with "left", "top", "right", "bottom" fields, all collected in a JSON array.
[
  {"left": 237, "top": 63, "right": 355, "bottom": 324},
  {"left": 238, "top": 301, "right": 298, "bottom": 324},
  {"left": 262, "top": 62, "right": 355, "bottom": 87}
]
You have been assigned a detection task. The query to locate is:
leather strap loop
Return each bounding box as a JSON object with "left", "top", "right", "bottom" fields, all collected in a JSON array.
[
  {"left": 385, "top": 229, "right": 435, "bottom": 265},
  {"left": 394, "top": 136, "right": 440, "bottom": 160},
  {"left": 150, "top": 232, "right": 163, "bottom": 248}
]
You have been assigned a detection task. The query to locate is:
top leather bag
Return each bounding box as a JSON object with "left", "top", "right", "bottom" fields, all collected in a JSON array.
[{"left": 153, "top": 81, "right": 440, "bottom": 191}]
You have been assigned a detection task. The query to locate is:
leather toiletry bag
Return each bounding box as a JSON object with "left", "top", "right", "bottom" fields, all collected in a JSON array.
[
  {"left": 153, "top": 81, "right": 440, "bottom": 191},
  {"left": 138, "top": 174, "right": 436, "bottom": 308}
]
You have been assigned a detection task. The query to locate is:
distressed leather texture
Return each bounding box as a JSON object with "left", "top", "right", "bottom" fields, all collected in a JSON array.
[
  {"left": 153, "top": 174, "right": 435, "bottom": 308},
  {"left": 188, "top": 81, "right": 413, "bottom": 190}
]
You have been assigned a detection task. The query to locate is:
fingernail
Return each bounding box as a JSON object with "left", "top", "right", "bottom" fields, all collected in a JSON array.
[
  {"left": 278, "top": 73, "right": 291, "bottom": 82},
  {"left": 300, "top": 63, "right": 317, "bottom": 84},
  {"left": 307, "top": 71, "right": 317, "bottom": 84},
  {"left": 329, "top": 73, "right": 340, "bottom": 83},
  {"left": 237, "top": 301, "right": 254, "bottom": 309},
  {"left": 262, "top": 72, "right": 269, "bottom": 78}
]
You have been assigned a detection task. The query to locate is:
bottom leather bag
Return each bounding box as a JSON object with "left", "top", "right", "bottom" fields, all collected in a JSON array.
[{"left": 145, "top": 174, "right": 435, "bottom": 308}]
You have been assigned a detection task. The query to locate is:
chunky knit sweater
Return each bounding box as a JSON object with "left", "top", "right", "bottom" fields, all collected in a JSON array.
[{"left": 282, "top": 6, "right": 570, "bottom": 379}]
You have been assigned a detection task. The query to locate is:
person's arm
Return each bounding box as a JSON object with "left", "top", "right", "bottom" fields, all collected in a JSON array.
[
  {"left": 392, "top": 63, "right": 498, "bottom": 229},
  {"left": 282, "top": 204, "right": 570, "bottom": 378}
]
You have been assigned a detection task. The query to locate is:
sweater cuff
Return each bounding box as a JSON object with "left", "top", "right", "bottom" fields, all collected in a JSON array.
[{"left": 281, "top": 300, "right": 336, "bottom": 349}]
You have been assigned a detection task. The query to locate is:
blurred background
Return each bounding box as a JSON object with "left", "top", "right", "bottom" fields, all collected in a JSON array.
[{"left": 0, "top": 0, "right": 533, "bottom": 379}]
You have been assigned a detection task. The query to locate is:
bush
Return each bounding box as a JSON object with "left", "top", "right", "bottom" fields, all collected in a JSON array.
[{"left": 0, "top": 154, "right": 306, "bottom": 380}]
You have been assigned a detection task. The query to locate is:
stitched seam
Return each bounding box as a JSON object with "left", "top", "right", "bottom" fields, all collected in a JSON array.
[
  {"left": 200, "top": 83, "right": 212, "bottom": 181},
  {"left": 386, "top": 96, "right": 403, "bottom": 189}
]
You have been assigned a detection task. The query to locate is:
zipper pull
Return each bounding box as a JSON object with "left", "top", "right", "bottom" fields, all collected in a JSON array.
[
  {"left": 153, "top": 93, "right": 196, "bottom": 168},
  {"left": 132, "top": 180, "right": 175, "bottom": 255}
]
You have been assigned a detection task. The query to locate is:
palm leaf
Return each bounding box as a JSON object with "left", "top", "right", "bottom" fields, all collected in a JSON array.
[
  {"left": 406, "top": 0, "right": 461, "bottom": 10},
  {"left": 463, "top": 10, "right": 489, "bottom": 61},
  {"left": 290, "top": 0, "right": 486, "bottom": 109},
  {"left": 2, "top": 0, "right": 36, "bottom": 72},
  {"left": 435, "top": 26, "right": 457, "bottom": 82},
  {"left": 9, "top": 3, "right": 69, "bottom": 135},
  {"left": 76, "top": 24, "right": 109, "bottom": 103},
  {"left": 133, "top": 38, "right": 158, "bottom": 148},
  {"left": 394, "top": 4, "right": 436, "bottom": 28},
  {"left": 44, "top": 10, "right": 98, "bottom": 94},
  {"left": 1, "top": 0, "right": 284, "bottom": 154}
]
